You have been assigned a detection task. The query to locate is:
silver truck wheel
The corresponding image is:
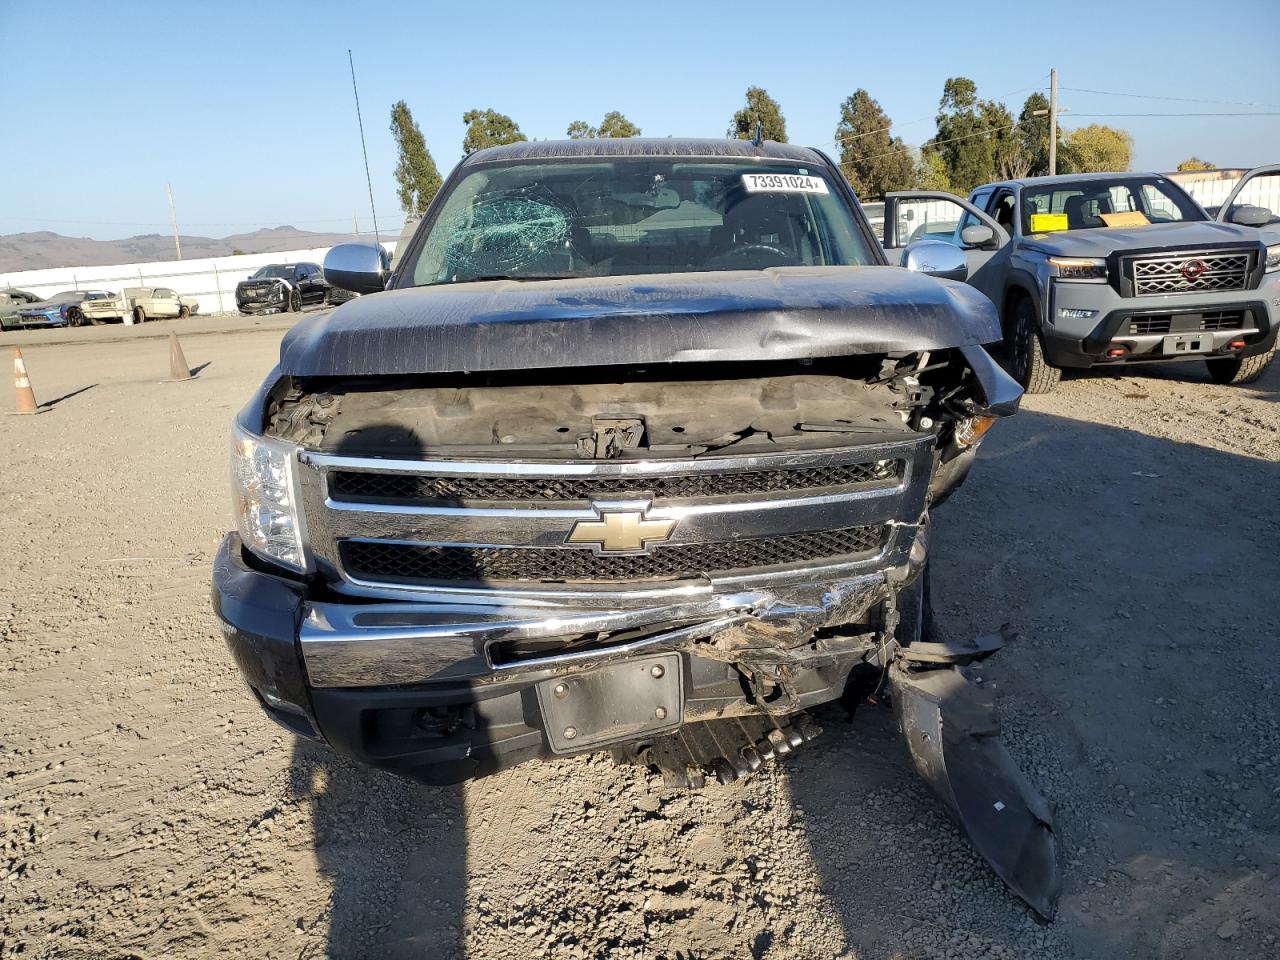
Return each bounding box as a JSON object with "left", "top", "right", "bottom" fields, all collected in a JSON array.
[
  {"left": 1008, "top": 295, "right": 1061, "bottom": 394},
  {"left": 1206, "top": 346, "right": 1276, "bottom": 385}
]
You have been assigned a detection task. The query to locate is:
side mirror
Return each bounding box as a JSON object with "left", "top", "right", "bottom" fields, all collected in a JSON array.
[
  {"left": 960, "top": 224, "right": 996, "bottom": 248},
  {"left": 902, "top": 239, "right": 968, "bottom": 282},
  {"left": 323, "top": 243, "right": 390, "bottom": 295},
  {"left": 1228, "top": 205, "right": 1273, "bottom": 228}
]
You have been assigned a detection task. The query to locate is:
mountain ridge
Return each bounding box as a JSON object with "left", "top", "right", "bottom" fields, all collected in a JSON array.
[{"left": 0, "top": 226, "right": 381, "bottom": 273}]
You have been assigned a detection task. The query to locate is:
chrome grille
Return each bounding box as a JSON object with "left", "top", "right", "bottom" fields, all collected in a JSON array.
[
  {"left": 297, "top": 436, "right": 936, "bottom": 600},
  {"left": 1130, "top": 252, "right": 1252, "bottom": 296},
  {"left": 342, "top": 526, "right": 885, "bottom": 585},
  {"left": 329, "top": 460, "right": 900, "bottom": 505}
]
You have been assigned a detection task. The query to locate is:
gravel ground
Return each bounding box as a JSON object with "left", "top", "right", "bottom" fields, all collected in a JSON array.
[{"left": 1, "top": 325, "right": 1277, "bottom": 959}]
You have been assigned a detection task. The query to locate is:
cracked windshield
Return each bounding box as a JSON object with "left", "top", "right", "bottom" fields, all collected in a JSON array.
[{"left": 409, "top": 159, "right": 875, "bottom": 285}]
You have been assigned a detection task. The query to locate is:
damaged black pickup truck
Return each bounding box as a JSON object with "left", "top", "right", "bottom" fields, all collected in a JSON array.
[{"left": 213, "top": 138, "right": 1059, "bottom": 916}]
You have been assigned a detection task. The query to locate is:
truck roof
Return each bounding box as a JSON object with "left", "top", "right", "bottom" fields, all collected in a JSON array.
[
  {"left": 980, "top": 172, "right": 1169, "bottom": 191},
  {"left": 462, "top": 137, "right": 829, "bottom": 166}
]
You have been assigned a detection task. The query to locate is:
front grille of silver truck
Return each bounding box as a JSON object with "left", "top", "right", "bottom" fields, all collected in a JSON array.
[
  {"left": 341, "top": 525, "right": 885, "bottom": 585},
  {"left": 1130, "top": 252, "right": 1252, "bottom": 296},
  {"left": 295, "top": 435, "right": 935, "bottom": 598},
  {"left": 1127, "top": 310, "right": 1250, "bottom": 336}
]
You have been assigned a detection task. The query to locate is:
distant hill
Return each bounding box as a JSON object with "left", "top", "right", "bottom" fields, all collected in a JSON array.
[{"left": 0, "top": 226, "right": 378, "bottom": 273}]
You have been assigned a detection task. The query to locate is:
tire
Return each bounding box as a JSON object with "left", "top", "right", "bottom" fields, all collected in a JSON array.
[
  {"left": 1005, "top": 293, "right": 1061, "bottom": 394},
  {"left": 133, "top": 306, "right": 146, "bottom": 325},
  {"left": 1205, "top": 346, "right": 1276, "bottom": 385},
  {"left": 287, "top": 289, "right": 302, "bottom": 313},
  {"left": 67, "top": 307, "right": 85, "bottom": 327},
  {"left": 178, "top": 305, "right": 190, "bottom": 319}
]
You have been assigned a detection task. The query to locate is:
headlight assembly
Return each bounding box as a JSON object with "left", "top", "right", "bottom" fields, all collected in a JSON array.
[
  {"left": 230, "top": 421, "right": 306, "bottom": 572},
  {"left": 1265, "top": 243, "right": 1280, "bottom": 273},
  {"left": 1048, "top": 257, "right": 1108, "bottom": 282}
]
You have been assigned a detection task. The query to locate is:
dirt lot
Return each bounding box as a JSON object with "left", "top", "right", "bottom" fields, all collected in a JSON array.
[{"left": 2, "top": 320, "right": 1278, "bottom": 959}]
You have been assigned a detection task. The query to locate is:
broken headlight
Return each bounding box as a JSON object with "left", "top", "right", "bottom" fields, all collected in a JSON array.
[{"left": 230, "top": 421, "right": 306, "bottom": 572}]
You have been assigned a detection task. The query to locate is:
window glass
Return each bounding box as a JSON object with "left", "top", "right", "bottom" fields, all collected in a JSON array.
[
  {"left": 894, "top": 197, "right": 966, "bottom": 247},
  {"left": 1223, "top": 171, "right": 1280, "bottom": 225},
  {"left": 407, "top": 159, "right": 875, "bottom": 285},
  {"left": 1022, "top": 176, "right": 1203, "bottom": 231}
]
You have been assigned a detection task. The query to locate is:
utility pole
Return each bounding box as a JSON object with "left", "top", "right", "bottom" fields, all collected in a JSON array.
[
  {"left": 166, "top": 182, "right": 182, "bottom": 260},
  {"left": 1048, "top": 68, "right": 1058, "bottom": 176}
]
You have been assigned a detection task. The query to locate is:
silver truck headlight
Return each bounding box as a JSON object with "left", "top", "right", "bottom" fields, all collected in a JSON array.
[
  {"left": 1265, "top": 243, "right": 1280, "bottom": 272},
  {"left": 230, "top": 421, "right": 306, "bottom": 572},
  {"left": 1048, "top": 257, "right": 1108, "bottom": 282}
]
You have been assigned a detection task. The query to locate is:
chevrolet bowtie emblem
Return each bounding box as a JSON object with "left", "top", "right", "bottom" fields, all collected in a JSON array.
[{"left": 566, "top": 509, "right": 677, "bottom": 553}]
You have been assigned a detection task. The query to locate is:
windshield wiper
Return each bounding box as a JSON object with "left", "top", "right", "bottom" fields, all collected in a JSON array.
[{"left": 449, "top": 274, "right": 578, "bottom": 284}]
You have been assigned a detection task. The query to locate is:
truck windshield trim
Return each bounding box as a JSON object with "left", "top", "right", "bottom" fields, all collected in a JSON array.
[{"left": 404, "top": 157, "right": 877, "bottom": 287}]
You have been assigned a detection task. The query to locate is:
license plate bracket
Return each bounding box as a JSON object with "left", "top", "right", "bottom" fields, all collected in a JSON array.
[
  {"left": 537, "top": 654, "right": 683, "bottom": 754},
  {"left": 1162, "top": 333, "right": 1209, "bottom": 355}
]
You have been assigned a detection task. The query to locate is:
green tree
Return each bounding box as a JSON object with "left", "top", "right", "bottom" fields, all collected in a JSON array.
[
  {"left": 929, "top": 77, "right": 1017, "bottom": 194},
  {"left": 834, "top": 89, "right": 914, "bottom": 200},
  {"left": 462, "top": 108, "right": 527, "bottom": 154},
  {"left": 729, "top": 86, "right": 788, "bottom": 143},
  {"left": 1016, "top": 92, "right": 1052, "bottom": 178},
  {"left": 389, "top": 100, "right": 442, "bottom": 215},
  {"left": 1060, "top": 124, "right": 1133, "bottom": 173},
  {"left": 914, "top": 150, "right": 952, "bottom": 191},
  {"left": 1177, "top": 156, "right": 1215, "bottom": 171},
  {"left": 566, "top": 111, "right": 641, "bottom": 140},
  {"left": 597, "top": 110, "right": 641, "bottom": 138}
]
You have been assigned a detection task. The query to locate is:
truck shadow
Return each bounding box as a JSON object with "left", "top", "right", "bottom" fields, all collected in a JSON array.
[{"left": 785, "top": 403, "right": 1280, "bottom": 958}]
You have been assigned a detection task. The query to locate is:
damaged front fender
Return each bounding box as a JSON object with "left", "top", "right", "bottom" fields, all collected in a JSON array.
[{"left": 888, "top": 662, "right": 1062, "bottom": 919}]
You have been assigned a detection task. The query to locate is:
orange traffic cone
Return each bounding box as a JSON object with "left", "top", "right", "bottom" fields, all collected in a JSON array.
[
  {"left": 12, "top": 348, "right": 42, "bottom": 414},
  {"left": 165, "top": 334, "right": 195, "bottom": 382}
]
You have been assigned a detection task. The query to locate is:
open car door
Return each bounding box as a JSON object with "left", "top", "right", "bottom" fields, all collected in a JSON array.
[
  {"left": 883, "top": 191, "right": 1009, "bottom": 301},
  {"left": 1212, "top": 164, "right": 1280, "bottom": 229}
]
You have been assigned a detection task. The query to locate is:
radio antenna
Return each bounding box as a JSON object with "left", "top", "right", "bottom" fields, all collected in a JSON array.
[{"left": 347, "top": 49, "right": 381, "bottom": 246}]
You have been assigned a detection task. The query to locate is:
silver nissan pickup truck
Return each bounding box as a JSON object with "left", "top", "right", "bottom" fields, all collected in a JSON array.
[
  {"left": 212, "top": 138, "right": 1061, "bottom": 916},
  {"left": 879, "top": 172, "right": 1279, "bottom": 392}
]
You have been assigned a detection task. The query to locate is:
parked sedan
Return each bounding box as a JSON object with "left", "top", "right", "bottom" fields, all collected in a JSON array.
[{"left": 14, "top": 290, "right": 114, "bottom": 329}]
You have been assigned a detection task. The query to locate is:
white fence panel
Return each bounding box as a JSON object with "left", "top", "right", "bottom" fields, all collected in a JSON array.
[{"left": 0, "top": 243, "right": 398, "bottom": 316}]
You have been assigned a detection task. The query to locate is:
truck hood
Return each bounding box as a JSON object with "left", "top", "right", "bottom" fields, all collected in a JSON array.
[
  {"left": 278, "top": 266, "right": 1000, "bottom": 377},
  {"left": 1022, "top": 220, "right": 1261, "bottom": 258}
]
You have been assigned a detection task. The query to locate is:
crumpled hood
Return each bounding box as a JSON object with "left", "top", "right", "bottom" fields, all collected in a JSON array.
[
  {"left": 278, "top": 266, "right": 1000, "bottom": 377},
  {"left": 1023, "top": 220, "right": 1262, "bottom": 258}
]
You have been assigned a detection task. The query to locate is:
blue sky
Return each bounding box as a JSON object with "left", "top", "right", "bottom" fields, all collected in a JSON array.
[{"left": 3, "top": 0, "right": 1278, "bottom": 240}]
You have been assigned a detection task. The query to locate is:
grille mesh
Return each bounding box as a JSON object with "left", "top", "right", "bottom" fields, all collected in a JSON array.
[
  {"left": 329, "top": 460, "right": 899, "bottom": 504},
  {"left": 1126, "top": 310, "right": 1248, "bottom": 336},
  {"left": 341, "top": 525, "right": 885, "bottom": 585},
  {"left": 1131, "top": 253, "right": 1251, "bottom": 295}
]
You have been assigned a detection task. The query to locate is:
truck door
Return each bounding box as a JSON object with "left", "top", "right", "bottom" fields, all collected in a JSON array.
[
  {"left": 883, "top": 191, "right": 1009, "bottom": 298},
  {"left": 1213, "top": 164, "right": 1280, "bottom": 229}
]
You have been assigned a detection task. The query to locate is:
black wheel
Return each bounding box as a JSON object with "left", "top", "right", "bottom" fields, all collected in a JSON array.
[
  {"left": 178, "top": 305, "right": 190, "bottom": 319},
  {"left": 67, "top": 307, "right": 85, "bottom": 327},
  {"left": 133, "top": 306, "right": 147, "bottom": 325},
  {"left": 287, "top": 289, "right": 302, "bottom": 313},
  {"left": 1205, "top": 347, "right": 1276, "bottom": 385},
  {"left": 1005, "top": 294, "right": 1061, "bottom": 394}
]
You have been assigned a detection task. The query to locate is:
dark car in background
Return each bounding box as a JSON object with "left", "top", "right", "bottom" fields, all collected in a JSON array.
[
  {"left": 235, "top": 262, "right": 329, "bottom": 315},
  {"left": 12, "top": 289, "right": 114, "bottom": 329}
]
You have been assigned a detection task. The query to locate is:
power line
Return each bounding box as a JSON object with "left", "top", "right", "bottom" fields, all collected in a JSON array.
[
  {"left": 1059, "top": 86, "right": 1280, "bottom": 110},
  {"left": 1063, "top": 111, "right": 1279, "bottom": 118}
]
